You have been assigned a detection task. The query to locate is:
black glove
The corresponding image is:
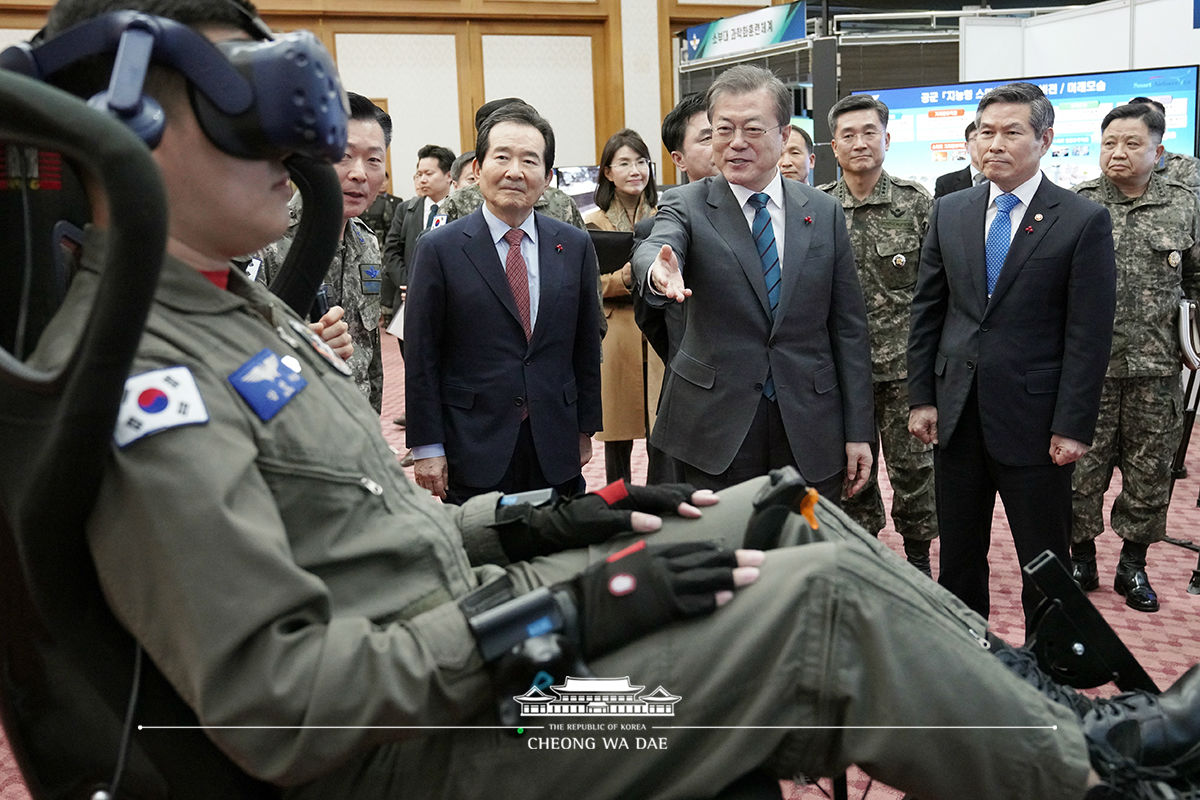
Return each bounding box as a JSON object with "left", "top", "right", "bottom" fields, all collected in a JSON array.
[
  {"left": 493, "top": 480, "right": 698, "bottom": 562},
  {"left": 555, "top": 539, "right": 737, "bottom": 659}
]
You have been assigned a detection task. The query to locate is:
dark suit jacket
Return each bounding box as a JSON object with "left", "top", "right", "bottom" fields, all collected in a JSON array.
[
  {"left": 404, "top": 208, "right": 603, "bottom": 488},
  {"left": 933, "top": 166, "right": 974, "bottom": 199},
  {"left": 907, "top": 176, "right": 1116, "bottom": 465},
  {"left": 381, "top": 195, "right": 426, "bottom": 309},
  {"left": 631, "top": 174, "right": 874, "bottom": 481}
]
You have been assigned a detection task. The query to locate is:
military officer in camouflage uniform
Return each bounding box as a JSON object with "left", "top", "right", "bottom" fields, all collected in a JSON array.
[
  {"left": 257, "top": 93, "right": 391, "bottom": 413},
  {"left": 820, "top": 94, "right": 938, "bottom": 575},
  {"left": 1129, "top": 96, "right": 1200, "bottom": 197},
  {"left": 1070, "top": 102, "right": 1200, "bottom": 612}
]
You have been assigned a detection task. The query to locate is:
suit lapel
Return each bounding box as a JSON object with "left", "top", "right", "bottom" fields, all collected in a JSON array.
[
  {"left": 530, "top": 214, "right": 561, "bottom": 348},
  {"left": 960, "top": 184, "right": 990, "bottom": 311},
  {"left": 986, "top": 178, "right": 1060, "bottom": 312},
  {"left": 775, "top": 181, "right": 811, "bottom": 331},
  {"left": 462, "top": 209, "right": 523, "bottom": 329},
  {"left": 705, "top": 176, "right": 772, "bottom": 320}
]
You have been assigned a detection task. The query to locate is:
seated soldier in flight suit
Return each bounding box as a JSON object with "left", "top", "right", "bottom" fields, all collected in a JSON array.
[{"left": 18, "top": 0, "right": 1200, "bottom": 798}]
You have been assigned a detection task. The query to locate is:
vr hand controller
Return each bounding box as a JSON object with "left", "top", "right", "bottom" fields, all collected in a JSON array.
[
  {"left": 461, "top": 539, "right": 737, "bottom": 726},
  {"left": 743, "top": 466, "right": 821, "bottom": 550}
]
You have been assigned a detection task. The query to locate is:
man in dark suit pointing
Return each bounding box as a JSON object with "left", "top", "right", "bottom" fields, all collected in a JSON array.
[
  {"left": 633, "top": 65, "right": 873, "bottom": 499},
  {"left": 908, "top": 82, "right": 1116, "bottom": 626}
]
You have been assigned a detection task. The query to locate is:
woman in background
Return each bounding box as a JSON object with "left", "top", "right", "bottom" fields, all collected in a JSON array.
[{"left": 583, "top": 129, "right": 662, "bottom": 483}]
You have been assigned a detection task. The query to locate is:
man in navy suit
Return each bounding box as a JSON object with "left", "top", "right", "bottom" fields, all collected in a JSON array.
[
  {"left": 908, "top": 82, "right": 1116, "bottom": 626},
  {"left": 405, "top": 103, "right": 602, "bottom": 504}
]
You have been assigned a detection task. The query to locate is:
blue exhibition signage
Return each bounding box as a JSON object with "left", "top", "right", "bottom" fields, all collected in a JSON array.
[{"left": 684, "top": 2, "right": 806, "bottom": 62}]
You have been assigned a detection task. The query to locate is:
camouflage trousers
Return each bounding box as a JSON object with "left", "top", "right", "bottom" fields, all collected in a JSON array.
[
  {"left": 842, "top": 379, "right": 938, "bottom": 541},
  {"left": 1071, "top": 374, "right": 1183, "bottom": 546}
]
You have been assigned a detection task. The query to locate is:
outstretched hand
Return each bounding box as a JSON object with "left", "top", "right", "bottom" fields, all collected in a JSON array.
[{"left": 647, "top": 245, "right": 691, "bottom": 303}]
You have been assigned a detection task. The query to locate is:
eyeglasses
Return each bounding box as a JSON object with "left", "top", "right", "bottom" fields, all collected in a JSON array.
[
  {"left": 836, "top": 130, "right": 883, "bottom": 145},
  {"left": 712, "top": 124, "right": 784, "bottom": 142},
  {"left": 611, "top": 157, "right": 651, "bottom": 170}
]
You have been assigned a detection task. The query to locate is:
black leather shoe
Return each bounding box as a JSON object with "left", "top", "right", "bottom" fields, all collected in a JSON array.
[
  {"left": 1115, "top": 564, "right": 1160, "bottom": 612},
  {"left": 1072, "top": 555, "right": 1100, "bottom": 591},
  {"left": 1083, "top": 664, "right": 1200, "bottom": 776}
]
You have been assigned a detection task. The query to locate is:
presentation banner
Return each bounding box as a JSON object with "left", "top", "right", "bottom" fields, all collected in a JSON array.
[{"left": 683, "top": 2, "right": 806, "bottom": 63}]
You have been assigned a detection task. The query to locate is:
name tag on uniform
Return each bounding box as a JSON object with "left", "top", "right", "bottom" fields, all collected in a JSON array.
[
  {"left": 228, "top": 349, "right": 307, "bottom": 421},
  {"left": 114, "top": 366, "right": 210, "bottom": 448},
  {"left": 361, "top": 264, "right": 381, "bottom": 294}
]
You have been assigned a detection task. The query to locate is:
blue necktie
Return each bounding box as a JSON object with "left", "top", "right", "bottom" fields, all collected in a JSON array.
[
  {"left": 425, "top": 202, "right": 439, "bottom": 230},
  {"left": 748, "top": 192, "right": 779, "bottom": 401},
  {"left": 985, "top": 193, "right": 1020, "bottom": 296}
]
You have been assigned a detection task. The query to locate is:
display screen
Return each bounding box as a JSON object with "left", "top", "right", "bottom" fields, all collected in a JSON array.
[{"left": 854, "top": 65, "right": 1199, "bottom": 193}]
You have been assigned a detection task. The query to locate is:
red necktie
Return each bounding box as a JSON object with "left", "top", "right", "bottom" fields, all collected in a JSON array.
[{"left": 504, "top": 228, "right": 532, "bottom": 341}]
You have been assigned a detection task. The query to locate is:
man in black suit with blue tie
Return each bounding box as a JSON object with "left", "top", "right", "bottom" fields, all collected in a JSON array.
[
  {"left": 908, "top": 82, "right": 1117, "bottom": 626},
  {"left": 405, "top": 104, "right": 602, "bottom": 504}
]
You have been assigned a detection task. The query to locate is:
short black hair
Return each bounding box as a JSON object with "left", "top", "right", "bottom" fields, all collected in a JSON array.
[
  {"left": 788, "top": 124, "right": 813, "bottom": 152},
  {"left": 1101, "top": 103, "right": 1166, "bottom": 140},
  {"left": 450, "top": 150, "right": 475, "bottom": 182},
  {"left": 594, "top": 128, "right": 657, "bottom": 213},
  {"left": 828, "top": 94, "right": 888, "bottom": 133},
  {"left": 475, "top": 102, "right": 555, "bottom": 178},
  {"left": 417, "top": 144, "right": 455, "bottom": 174},
  {"left": 964, "top": 120, "right": 977, "bottom": 140},
  {"left": 348, "top": 93, "right": 392, "bottom": 149},
  {"left": 474, "top": 97, "right": 524, "bottom": 132},
  {"left": 662, "top": 93, "right": 707, "bottom": 154}
]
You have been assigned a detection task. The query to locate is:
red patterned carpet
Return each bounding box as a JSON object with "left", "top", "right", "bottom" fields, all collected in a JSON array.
[{"left": 3, "top": 335, "right": 1199, "bottom": 798}]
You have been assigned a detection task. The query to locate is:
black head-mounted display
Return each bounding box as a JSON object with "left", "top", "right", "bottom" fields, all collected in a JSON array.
[{"left": 0, "top": 9, "right": 348, "bottom": 161}]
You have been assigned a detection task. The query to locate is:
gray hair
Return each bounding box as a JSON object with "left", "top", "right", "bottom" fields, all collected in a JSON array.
[
  {"left": 706, "top": 65, "right": 791, "bottom": 129},
  {"left": 976, "top": 82, "right": 1054, "bottom": 137},
  {"left": 828, "top": 94, "right": 889, "bottom": 133}
]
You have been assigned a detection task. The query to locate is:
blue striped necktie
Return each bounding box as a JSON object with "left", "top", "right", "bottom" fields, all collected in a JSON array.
[{"left": 748, "top": 192, "right": 779, "bottom": 400}]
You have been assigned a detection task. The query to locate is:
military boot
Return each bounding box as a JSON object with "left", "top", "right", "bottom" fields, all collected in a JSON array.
[
  {"left": 1114, "top": 540, "right": 1159, "bottom": 613},
  {"left": 902, "top": 537, "right": 932, "bottom": 578},
  {"left": 1084, "top": 664, "right": 1200, "bottom": 779}
]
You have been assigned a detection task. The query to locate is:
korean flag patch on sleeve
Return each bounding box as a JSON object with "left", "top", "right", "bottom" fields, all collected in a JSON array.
[{"left": 114, "top": 366, "right": 210, "bottom": 448}]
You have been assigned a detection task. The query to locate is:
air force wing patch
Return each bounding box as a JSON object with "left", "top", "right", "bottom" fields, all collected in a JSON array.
[
  {"left": 228, "top": 348, "right": 307, "bottom": 421},
  {"left": 114, "top": 366, "right": 210, "bottom": 448}
]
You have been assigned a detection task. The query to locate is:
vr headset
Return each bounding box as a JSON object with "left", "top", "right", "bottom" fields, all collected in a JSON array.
[
  {"left": 0, "top": 8, "right": 348, "bottom": 161},
  {"left": 0, "top": 8, "right": 350, "bottom": 318}
]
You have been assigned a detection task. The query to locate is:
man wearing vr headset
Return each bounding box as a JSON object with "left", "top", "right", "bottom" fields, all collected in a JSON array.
[{"left": 18, "top": 1, "right": 1200, "bottom": 799}]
